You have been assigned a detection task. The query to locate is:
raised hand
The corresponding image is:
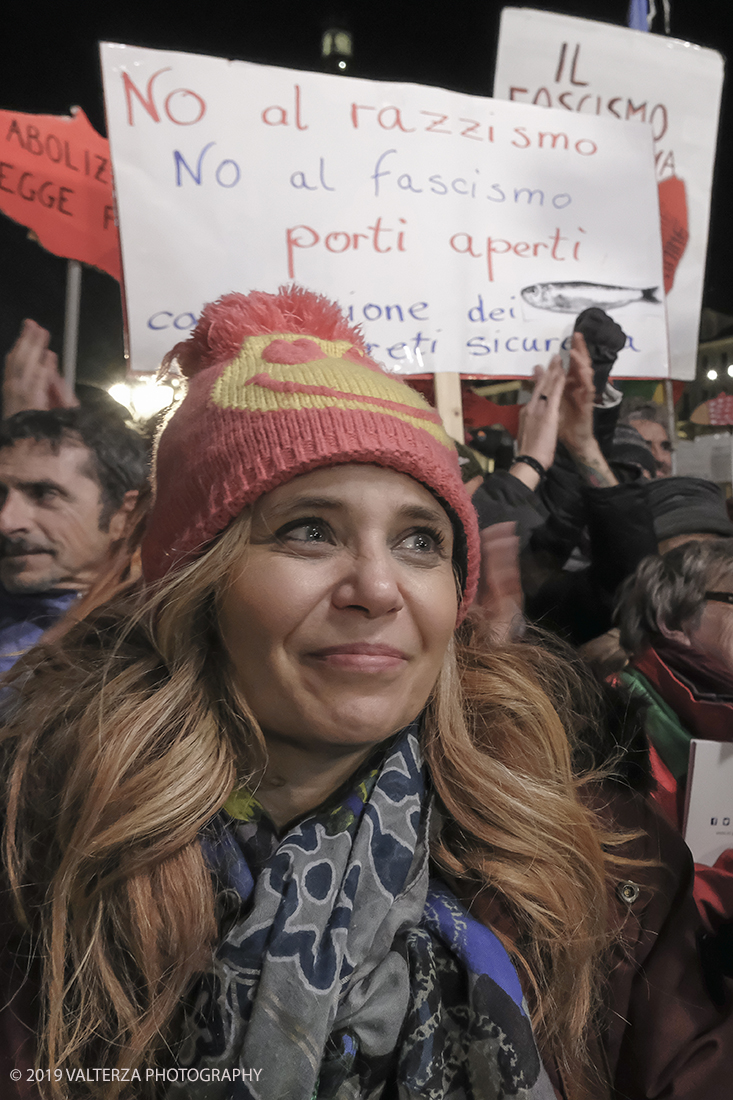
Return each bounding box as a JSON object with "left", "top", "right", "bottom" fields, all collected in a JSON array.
[
  {"left": 510, "top": 353, "right": 566, "bottom": 490},
  {"left": 3, "top": 319, "right": 78, "bottom": 418},
  {"left": 473, "top": 521, "right": 525, "bottom": 643},
  {"left": 559, "top": 331, "right": 617, "bottom": 488}
]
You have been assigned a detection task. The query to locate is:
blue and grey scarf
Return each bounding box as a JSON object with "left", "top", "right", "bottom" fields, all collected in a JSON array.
[{"left": 165, "top": 728, "right": 554, "bottom": 1100}]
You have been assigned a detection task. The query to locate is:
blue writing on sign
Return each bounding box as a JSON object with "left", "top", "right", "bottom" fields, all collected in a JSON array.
[
  {"left": 370, "top": 148, "right": 573, "bottom": 208},
  {"left": 148, "top": 311, "right": 199, "bottom": 331},
  {"left": 173, "top": 144, "right": 243, "bottom": 188}
]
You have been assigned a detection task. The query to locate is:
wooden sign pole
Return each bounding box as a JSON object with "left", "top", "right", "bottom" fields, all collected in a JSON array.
[
  {"left": 663, "top": 377, "right": 677, "bottom": 476},
  {"left": 433, "top": 372, "right": 464, "bottom": 444},
  {"left": 62, "top": 259, "right": 82, "bottom": 392}
]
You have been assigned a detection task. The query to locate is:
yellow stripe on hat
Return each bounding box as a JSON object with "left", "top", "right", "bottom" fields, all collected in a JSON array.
[
  {"left": 243, "top": 387, "right": 451, "bottom": 443},
  {"left": 211, "top": 334, "right": 453, "bottom": 448}
]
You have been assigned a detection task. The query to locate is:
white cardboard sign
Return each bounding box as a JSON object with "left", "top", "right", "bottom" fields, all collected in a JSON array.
[
  {"left": 493, "top": 8, "right": 724, "bottom": 381},
  {"left": 100, "top": 42, "right": 667, "bottom": 377},
  {"left": 684, "top": 740, "right": 733, "bottom": 867}
]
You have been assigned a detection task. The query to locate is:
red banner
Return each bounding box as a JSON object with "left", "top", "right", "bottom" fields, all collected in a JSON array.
[
  {"left": 0, "top": 106, "right": 121, "bottom": 281},
  {"left": 658, "top": 176, "right": 689, "bottom": 296}
]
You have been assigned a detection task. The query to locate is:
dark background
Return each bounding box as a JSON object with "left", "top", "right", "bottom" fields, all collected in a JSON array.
[{"left": 1, "top": 1, "right": 731, "bottom": 387}]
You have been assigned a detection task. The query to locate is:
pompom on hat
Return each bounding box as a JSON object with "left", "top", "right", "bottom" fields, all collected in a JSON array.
[{"left": 142, "top": 285, "right": 479, "bottom": 614}]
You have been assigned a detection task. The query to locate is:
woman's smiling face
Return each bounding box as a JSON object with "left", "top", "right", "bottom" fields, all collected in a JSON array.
[{"left": 217, "top": 464, "right": 458, "bottom": 756}]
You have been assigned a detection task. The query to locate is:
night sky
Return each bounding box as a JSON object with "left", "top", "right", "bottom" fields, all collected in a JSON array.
[{"left": 2, "top": 0, "right": 732, "bottom": 386}]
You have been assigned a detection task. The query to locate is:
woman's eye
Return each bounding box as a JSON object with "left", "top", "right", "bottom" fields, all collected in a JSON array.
[
  {"left": 400, "top": 529, "right": 444, "bottom": 555},
  {"left": 279, "top": 520, "right": 330, "bottom": 544}
]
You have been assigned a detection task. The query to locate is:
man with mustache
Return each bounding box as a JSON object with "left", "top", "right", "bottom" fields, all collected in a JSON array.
[{"left": 0, "top": 407, "right": 149, "bottom": 673}]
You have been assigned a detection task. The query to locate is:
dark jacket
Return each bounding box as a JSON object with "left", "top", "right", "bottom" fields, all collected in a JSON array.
[
  {"left": 526, "top": 480, "right": 658, "bottom": 645},
  {"left": 622, "top": 644, "right": 733, "bottom": 934},
  {"left": 467, "top": 782, "right": 733, "bottom": 1100},
  {"left": 0, "top": 586, "right": 76, "bottom": 675},
  {"left": 472, "top": 469, "right": 548, "bottom": 550},
  {"left": 594, "top": 785, "right": 731, "bottom": 1100},
  {"left": 2, "top": 681, "right": 730, "bottom": 1099},
  {"left": 5, "top": 790, "right": 729, "bottom": 1100}
]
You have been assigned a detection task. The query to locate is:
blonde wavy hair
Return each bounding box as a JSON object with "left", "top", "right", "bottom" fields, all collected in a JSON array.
[{"left": 2, "top": 509, "right": 620, "bottom": 1099}]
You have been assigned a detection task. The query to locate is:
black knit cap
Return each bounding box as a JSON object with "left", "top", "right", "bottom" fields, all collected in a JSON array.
[
  {"left": 648, "top": 476, "right": 733, "bottom": 540},
  {"left": 609, "top": 424, "right": 656, "bottom": 480}
]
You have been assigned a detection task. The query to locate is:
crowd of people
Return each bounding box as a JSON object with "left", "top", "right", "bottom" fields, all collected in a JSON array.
[{"left": 0, "top": 288, "right": 730, "bottom": 1099}]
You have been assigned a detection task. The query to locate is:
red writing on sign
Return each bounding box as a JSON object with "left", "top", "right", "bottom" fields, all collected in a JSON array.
[
  {"left": 286, "top": 218, "right": 407, "bottom": 279},
  {"left": 509, "top": 42, "right": 673, "bottom": 181},
  {"left": 350, "top": 102, "right": 494, "bottom": 143},
  {"left": 450, "top": 227, "right": 585, "bottom": 281},
  {"left": 0, "top": 107, "right": 120, "bottom": 280},
  {"left": 122, "top": 68, "right": 207, "bottom": 128}
]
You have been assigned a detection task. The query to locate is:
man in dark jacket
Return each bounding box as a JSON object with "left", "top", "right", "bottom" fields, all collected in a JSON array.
[{"left": 0, "top": 408, "right": 149, "bottom": 671}]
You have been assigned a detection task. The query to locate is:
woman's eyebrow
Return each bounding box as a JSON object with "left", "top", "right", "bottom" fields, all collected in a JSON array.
[
  {"left": 266, "top": 495, "right": 346, "bottom": 518},
  {"left": 398, "top": 504, "right": 452, "bottom": 528},
  {"left": 264, "top": 498, "right": 449, "bottom": 527}
]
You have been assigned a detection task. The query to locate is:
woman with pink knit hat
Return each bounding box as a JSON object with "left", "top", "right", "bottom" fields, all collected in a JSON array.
[{"left": 0, "top": 287, "right": 729, "bottom": 1100}]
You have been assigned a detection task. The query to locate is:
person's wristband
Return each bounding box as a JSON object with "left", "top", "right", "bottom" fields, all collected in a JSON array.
[{"left": 512, "top": 454, "right": 546, "bottom": 483}]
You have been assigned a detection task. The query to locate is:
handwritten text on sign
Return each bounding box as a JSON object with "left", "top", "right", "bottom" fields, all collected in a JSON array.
[
  {"left": 494, "top": 8, "right": 723, "bottom": 381},
  {"left": 100, "top": 43, "right": 666, "bottom": 377}
]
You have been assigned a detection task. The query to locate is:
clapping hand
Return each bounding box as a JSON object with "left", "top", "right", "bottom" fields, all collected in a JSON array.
[
  {"left": 3, "top": 319, "right": 78, "bottom": 418},
  {"left": 558, "top": 331, "right": 617, "bottom": 489},
  {"left": 510, "top": 353, "right": 566, "bottom": 489},
  {"left": 473, "top": 521, "right": 525, "bottom": 643}
]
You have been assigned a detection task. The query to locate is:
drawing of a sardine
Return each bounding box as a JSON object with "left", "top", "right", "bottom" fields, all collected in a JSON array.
[{"left": 521, "top": 281, "right": 661, "bottom": 313}]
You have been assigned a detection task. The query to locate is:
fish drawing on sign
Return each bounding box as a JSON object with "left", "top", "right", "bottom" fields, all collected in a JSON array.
[{"left": 521, "top": 282, "right": 661, "bottom": 313}]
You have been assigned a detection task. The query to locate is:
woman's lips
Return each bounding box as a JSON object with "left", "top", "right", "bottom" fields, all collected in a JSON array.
[{"left": 308, "top": 642, "right": 409, "bottom": 672}]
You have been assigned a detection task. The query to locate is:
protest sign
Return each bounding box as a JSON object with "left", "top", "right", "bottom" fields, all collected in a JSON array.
[
  {"left": 100, "top": 42, "right": 666, "bottom": 377},
  {"left": 493, "top": 8, "right": 724, "bottom": 381},
  {"left": 0, "top": 107, "right": 121, "bottom": 280}
]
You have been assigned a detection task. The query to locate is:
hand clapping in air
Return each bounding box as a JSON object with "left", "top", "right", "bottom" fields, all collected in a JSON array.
[
  {"left": 3, "top": 319, "right": 78, "bottom": 418},
  {"left": 510, "top": 349, "right": 566, "bottom": 489}
]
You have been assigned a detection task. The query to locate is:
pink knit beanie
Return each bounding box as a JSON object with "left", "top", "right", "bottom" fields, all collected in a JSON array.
[{"left": 141, "top": 285, "right": 479, "bottom": 612}]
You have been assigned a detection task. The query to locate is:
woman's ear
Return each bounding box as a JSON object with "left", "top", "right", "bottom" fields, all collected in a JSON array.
[{"left": 657, "top": 619, "right": 693, "bottom": 647}]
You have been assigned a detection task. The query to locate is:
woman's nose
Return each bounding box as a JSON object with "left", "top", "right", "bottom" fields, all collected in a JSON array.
[{"left": 331, "top": 547, "right": 404, "bottom": 618}]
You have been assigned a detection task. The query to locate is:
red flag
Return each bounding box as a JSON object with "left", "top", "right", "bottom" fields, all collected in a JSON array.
[
  {"left": 658, "top": 176, "right": 689, "bottom": 296},
  {"left": 0, "top": 106, "right": 121, "bottom": 281}
]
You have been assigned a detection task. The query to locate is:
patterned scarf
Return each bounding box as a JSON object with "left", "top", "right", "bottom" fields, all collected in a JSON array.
[{"left": 164, "top": 728, "right": 554, "bottom": 1100}]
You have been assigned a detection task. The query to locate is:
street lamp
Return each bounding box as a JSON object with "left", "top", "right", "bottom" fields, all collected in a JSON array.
[
  {"left": 108, "top": 376, "right": 177, "bottom": 422},
  {"left": 321, "top": 27, "right": 352, "bottom": 74}
]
